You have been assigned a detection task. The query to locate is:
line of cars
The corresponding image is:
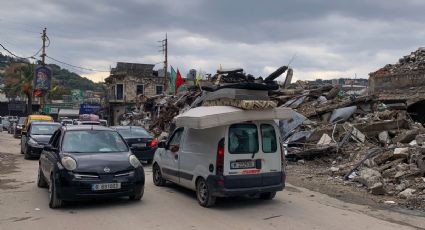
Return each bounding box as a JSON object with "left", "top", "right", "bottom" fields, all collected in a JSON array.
[{"left": 4, "top": 106, "right": 287, "bottom": 209}]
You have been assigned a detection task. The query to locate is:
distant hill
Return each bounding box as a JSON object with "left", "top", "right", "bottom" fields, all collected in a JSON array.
[{"left": 0, "top": 53, "right": 105, "bottom": 93}]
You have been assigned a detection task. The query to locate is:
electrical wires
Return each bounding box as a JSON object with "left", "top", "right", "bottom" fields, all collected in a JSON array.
[
  {"left": 0, "top": 42, "right": 42, "bottom": 60},
  {"left": 45, "top": 55, "right": 110, "bottom": 72}
]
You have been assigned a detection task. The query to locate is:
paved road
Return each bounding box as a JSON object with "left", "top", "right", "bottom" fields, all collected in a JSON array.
[{"left": 0, "top": 132, "right": 424, "bottom": 230}]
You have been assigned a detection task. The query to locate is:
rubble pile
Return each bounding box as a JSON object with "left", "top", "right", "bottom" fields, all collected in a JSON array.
[{"left": 372, "top": 47, "right": 425, "bottom": 76}]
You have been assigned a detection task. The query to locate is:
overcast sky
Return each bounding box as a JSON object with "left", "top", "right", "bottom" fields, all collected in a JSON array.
[{"left": 1, "top": 0, "right": 424, "bottom": 82}]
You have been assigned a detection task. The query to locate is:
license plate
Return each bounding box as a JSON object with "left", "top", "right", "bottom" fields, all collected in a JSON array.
[
  {"left": 92, "top": 183, "right": 121, "bottom": 191},
  {"left": 230, "top": 160, "right": 255, "bottom": 169},
  {"left": 132, "top": 143, "right": 146, "bottom": 148}
]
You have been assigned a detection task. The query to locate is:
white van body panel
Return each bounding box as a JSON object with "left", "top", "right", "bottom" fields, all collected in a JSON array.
[{"left": 153, "top": 120, "right": 283, "bottom": 193}]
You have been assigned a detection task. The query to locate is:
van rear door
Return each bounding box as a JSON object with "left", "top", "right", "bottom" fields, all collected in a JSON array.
[{"left": 223, "top": 122, "right": 282, "bottom": 188}]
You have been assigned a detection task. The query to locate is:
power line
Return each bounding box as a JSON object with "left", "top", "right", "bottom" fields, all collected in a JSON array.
[
  {"left": 0, "top": 42, "right": 42, "bottom": 60},
  {"left": 45, "top": 55, "right": 110, "bottom": 72}
]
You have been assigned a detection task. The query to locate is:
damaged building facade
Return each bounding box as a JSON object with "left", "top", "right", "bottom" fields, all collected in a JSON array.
[{"left": 105, "top": 62, "right": 165, "bottom": 126}]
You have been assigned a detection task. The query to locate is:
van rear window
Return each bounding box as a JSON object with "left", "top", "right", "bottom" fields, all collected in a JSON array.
[
  {"left": 228, "top": 124, "right": 258, "bottom": 154},
  {"left": 261, "top": 124, "right": 277, "bottom": 153}
]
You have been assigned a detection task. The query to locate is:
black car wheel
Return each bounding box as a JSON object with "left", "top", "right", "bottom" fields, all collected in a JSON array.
[
  {"left": 259, "top": 192, "right": 276, "bottom": 200},
  {"left": 152, "top": 164, "right": 166, "bottom": 186},
  {"left": 49, "top": 175, "right": 63, "bottom": 209},
  {"left": 129, "top": 186, "right": 144, "bottom": 201},
  {"left": 196, "top": 178, "right": 216, "bottom": 207},
  {"left": 146, "top": 159, "right": 153, "bottom": 164},
  {"left": 37, "top": 167, "right": 48, "bottom": 188}
]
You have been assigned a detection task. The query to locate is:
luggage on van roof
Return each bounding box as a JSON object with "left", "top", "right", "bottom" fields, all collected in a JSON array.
[{"left": 174, "top": 106, "right": 292, "bottom": 129}]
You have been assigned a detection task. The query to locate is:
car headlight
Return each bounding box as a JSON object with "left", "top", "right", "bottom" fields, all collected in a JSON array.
[
  {"left": 28, "top": 138, "right": 42, "bottom": 147},
  {"left": 129, "top": 155, "right": 141, "bottom": 168},
  {"left": 61, "top": 156, "right": 77, "bottom": 171}
]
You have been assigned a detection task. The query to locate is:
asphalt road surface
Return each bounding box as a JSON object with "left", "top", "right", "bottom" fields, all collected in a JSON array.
[{"left": 1, "top": 132, "right": 424, "bottom": 230}]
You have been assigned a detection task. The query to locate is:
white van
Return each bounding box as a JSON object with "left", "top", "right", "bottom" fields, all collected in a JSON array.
[{"left": 152, "top": 106, "right": 291, "bottom": 207}]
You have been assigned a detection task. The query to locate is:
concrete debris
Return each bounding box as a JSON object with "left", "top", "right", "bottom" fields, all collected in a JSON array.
[
  {"left": 378, "top": 131, "right": 390, "bottom": 144},
  {"left": 398, "top": 188, "right": 416, "bottom": 199},
  {"left": 393, "top": 148, "right": 409, "bottom": 159},
  {"left": 355, "top": 168, "right": 383, "bottom": 188},
  {"left": 369, "top": 182, "right": 385, "bottom": 195},
  {"left": 317, "top": 133, "right": 332, "bottom": 145}
]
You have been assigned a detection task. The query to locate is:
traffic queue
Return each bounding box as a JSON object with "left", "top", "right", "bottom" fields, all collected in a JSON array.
[{"left": 1, "top": 107, "right": 287, "bottom": 209}]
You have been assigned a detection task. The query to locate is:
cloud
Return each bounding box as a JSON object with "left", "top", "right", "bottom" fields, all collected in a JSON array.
[{"left": 1, "top": 0, "right": 424, "bottom": 82}]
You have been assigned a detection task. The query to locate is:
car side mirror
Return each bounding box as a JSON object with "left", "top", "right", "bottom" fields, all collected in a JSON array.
[
  {"left": 43, "top": 144, "right": 57, "bottom": 152},
  {"left": 170, "top": 145, "right": 179, "bottom": 153},
  {"left": 158, "top": 141, "right": 166, "bottom": 149}
]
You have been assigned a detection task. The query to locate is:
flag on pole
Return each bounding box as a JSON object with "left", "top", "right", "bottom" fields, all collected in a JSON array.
[
  {"left": 175, "top": 69, "right": 184, "bottom": 95},
  {"left": 195, "top": 70, "right": 202, "bottom": 86},
  {"left": 170, "top": 66, "right": 176, "bottom": 95}
]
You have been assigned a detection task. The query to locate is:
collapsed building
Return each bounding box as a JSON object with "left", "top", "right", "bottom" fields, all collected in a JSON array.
[{"left": 112, "top": 48, "right": 425, "bottom": 210}]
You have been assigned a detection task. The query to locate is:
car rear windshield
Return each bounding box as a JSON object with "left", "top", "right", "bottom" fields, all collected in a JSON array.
[
  {"left": 62, "top": 130, "right": 128, "bottom": 153},
  {"left": 261, "top": 124, "right": 277, "bottom": 153},
  {"left": 117, "top": 127, "right": 151, "bottom": 139},
  {"left": 18, "top": 117, "right": 26, "bottom": 124},
  {"left": 228, "top": 124, "right": 259, "bottom": 154},
  {"left": 30, "top": 124, "right": 60, "bottom": 135}
]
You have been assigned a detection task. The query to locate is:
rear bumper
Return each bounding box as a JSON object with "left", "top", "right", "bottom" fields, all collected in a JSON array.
[
  {"left": 206, "top": 172, "right": 285, "bottom": 197},
  {"left": 132, "top": 148, "right": 156, "bottom": 161},
  {"left": 54, "top": 168, "right": 145, "bottom": 201}
]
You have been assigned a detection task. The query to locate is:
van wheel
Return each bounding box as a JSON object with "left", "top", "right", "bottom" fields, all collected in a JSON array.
[
  {"left": 49, "top": 175, "right": 63, "bottom": 209},
  {"left": 152, "top": 164, "right": 166, "bottom": 186},
  {"left": 260, "top": 192, "right": 276, "bottom": 200},
  {"left": 129, "top": 186, "right": 144, "bottom": 201},
  {"left": 196, "top": 178, "right": 216, "bottom": 207},
  {"left": 37, "top": 167, "right": 48, "bottom": 188}
]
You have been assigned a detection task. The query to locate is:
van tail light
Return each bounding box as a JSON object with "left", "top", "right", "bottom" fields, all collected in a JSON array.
[
  {"left": 149, "top": 139, "right": 158, "bottom": 148},
  {"left": 216, "top": 138, "right": 225, "bottom": 176}
]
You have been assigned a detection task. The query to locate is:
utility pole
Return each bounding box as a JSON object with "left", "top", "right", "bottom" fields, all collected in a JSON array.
[
  {"left": 158, "top": 33, "right": 168, "bottom": 93},
  {"left": 41, "top": 28, "right": 47, "bottom": 65}
]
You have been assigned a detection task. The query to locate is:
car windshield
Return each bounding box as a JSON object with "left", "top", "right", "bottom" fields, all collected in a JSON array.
[
  {"left": 117, "top": 127, "right": 151, "bottom": 138},
  {"left": 62, "top": 130, "right": 129, "bottom": 153},
  {"left": 30, "top": 124, "right": 61, "bottom": 135}
]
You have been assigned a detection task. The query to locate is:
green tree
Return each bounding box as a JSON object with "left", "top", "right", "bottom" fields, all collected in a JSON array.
[{"left": 4, "top": 63, "right": 34, "bottom": 114}]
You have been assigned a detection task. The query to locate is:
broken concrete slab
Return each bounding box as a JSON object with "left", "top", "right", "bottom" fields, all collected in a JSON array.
[
  {"left": 317, "top": 133, "right": 332, "bottom": 145},
  {"left": 355, "top": 119, "right": 410, "bottom": 136},
  {"left": 415, "top": 134, "right": 425, "bottom": 145},
  {"left": 393, "top": 129, "right": 420, "bottom": 143},
  {"left": 393, "top": 147, "right": 410, "bottom": 159},
  {"left": 370, "top": 182, "right": 386, "bottom": 195},
  {"left": 378, "top": 131, "right": 390, "bottom": 144}
]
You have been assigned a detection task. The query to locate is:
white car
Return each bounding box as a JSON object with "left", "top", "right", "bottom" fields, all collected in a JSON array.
[{"left": 152, "top": 106, "right": 290, "bottom": 207}]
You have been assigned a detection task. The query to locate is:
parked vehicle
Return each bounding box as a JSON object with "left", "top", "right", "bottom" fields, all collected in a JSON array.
[
  {"left": 113, "top": 126, "right": 157, "bottom": 164},
  {"left": 152, "top": 106, "right": 290, "bottom": 207},
  {"left": 13, "top": 117, "right": 27, "bottom": 138},
  {"left": 99, "top": 119, "right": 108, "bottom": 127},
  {"left": 1, "top": 119, "right": 10, "bottom": 132},
  {"left": 73, "top": 114, "right": 101, "bottom": 125},
  {"left": 7, "top": 121, "right": 15, "bottom": 134},
  {"left": 60, "top": 119, "right": 73, "bottom": 126},
  {"left": 21, "top": 122, "right": 61, "bottom": 159},
  {"left": 22, "top": 115, "right": 54, "bottom": 134},
  {"left": 37, "top": 125, "right": 145, "bottom": 208}
]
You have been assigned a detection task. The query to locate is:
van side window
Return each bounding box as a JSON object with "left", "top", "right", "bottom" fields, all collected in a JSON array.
[
  {"left": 168, "top": 128, "right": 184, "bottom": 147},
  {"left": 228, "top": 124, "right": 258, "bottom": 154},
  {"left": 261, "top": 124, "right": 277, "bottom": 153}
]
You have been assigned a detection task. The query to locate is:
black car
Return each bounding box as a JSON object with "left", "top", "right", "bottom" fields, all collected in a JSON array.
[
  {"left": 21, "top": 122, "right": 61, "bottom": 159},
  {"left": 113, "top": 126, "right": 157, "bottom": 164},
  {"left": 14, "top": 117, "right": 26, "bottom": 138},
  {"left": 37, "top": 125, "right": 145, "bottom": 208}
]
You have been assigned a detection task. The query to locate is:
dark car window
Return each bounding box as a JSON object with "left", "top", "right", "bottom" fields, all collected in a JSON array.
[
  {"left": 30, "top": 124, "right": 61, "bottom": 135},
  {"left": 117, "top": 127, "right": 151, "bottom": 138},
  {"left": 228, "top": 124, "right": 259, "bottom": 154},
  {"left": 168, "top": 128, "right": 184, "bottom": 147},
  {"left": 50, "top": 130, "right": 62, "bottom": 148},
  {"left": 62, "top": 130, "right": 128, "bottom": 153},
  {"left": 261, "top": 124, "right": 277, "bottom": 153}
]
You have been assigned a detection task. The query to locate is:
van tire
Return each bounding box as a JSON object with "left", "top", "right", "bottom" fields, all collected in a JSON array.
[
  {"left": 129, "top": 186, "right": 144, "bottom": 201},
  {"left": 260, "top": 192, "right": 276, "bottom": 200},
  {"left": 196, "top": 178, "right": 216, "bottom": 207},
  {"left": 152, "top": 164, "right": 166, "bottom": 186}
]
